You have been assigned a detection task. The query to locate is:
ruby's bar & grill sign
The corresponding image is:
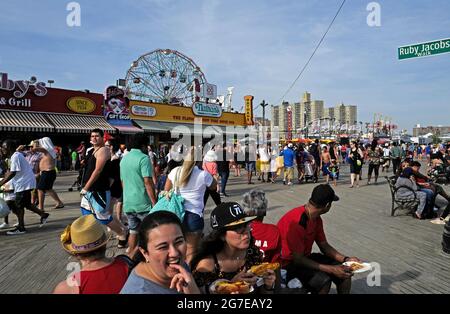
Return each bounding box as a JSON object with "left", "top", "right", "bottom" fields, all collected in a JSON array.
[
  {"left": 0, "top": 72, "right": 104, "bottom": 115},
  {"left": 0, "top": 72, "right": 47, "bottom": 107}
]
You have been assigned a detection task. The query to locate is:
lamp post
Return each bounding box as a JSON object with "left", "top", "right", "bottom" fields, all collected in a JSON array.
[
  {"left": 260, "top": 100, "right": 269, "bottom": 144},
  {"left": 304, "top": 110, "right": 308, "bottom": 139}
]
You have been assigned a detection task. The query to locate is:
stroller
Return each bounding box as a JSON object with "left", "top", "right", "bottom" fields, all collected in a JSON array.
[{"left": 304, "top": 158, "right": 315, "bottom": 183}]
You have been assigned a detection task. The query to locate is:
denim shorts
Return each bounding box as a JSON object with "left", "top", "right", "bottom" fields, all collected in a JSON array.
[
  {"left": 245, "top": 161, "right": 256, "bottom": 172},
  {"left": 182, "top": 210, "right": 204, "bottom": 233},
  {"left": 126, "top": 212, "right": 150, "bottom": 234}
]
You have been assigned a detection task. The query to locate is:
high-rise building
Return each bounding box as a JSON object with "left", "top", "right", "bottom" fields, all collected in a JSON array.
[
  {"left": 293, "top": 102, "right": 301, "bottom": 130},
  {"left": 269, "top": 92, "right": 357, "bottom": 138},
  {"left": 271, "top": 105, "right": 279, "bottom": 128},
  {"left": 310, "top": 100, "right": 324, "bottom": 122},
  {"left": 323, "top": 107, "right": 334, "bottom": 120},
  {"left": 299, "top": 92, "right": 311, "bottom": 130},
  {"left": 334, "top": 103, "right": 346, "bottom": 124},
  {"left": 345, "top": 105, "right": 357, "bottom": 125},
  {"left": 413, "top": 125, "right": 450, "bottom": 137}
]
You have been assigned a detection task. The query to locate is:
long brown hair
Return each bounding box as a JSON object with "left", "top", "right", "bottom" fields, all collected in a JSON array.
[{"left": 178, "top": 146, "right": 197, "bottom": 187}]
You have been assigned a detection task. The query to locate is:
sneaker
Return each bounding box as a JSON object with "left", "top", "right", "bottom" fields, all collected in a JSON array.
[
  {"left": 430, "top": 218, "right": 445, "bottom": 225},
  {"left": 0, "top": 222, "right": 10, "bottom": 229},
  {"left": 287, "top": 182, "right": 293, "bottom": 186},
  {"left": 39, "top": 213, "right": 50, "bottom": 227},
  {"left": 6, "top": 227, "right": 26, "bottom": 235}
]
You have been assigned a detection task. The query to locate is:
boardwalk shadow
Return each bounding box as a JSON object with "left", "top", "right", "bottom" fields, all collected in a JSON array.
[{"left": 351, "top": 270, "right": 421, "bottom": 294}]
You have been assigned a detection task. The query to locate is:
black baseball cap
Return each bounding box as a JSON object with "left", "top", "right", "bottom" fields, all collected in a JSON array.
[
  {"left": 309, "top": 184, "right": 339, "bottom": 207},
  {"left": 210, "top": 202, "right": 258, "bottom": 230}
]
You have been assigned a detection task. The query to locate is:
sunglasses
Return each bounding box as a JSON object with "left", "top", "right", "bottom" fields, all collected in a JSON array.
[{"left": 227, "top": 223, "right": 251, "bottom": 235}]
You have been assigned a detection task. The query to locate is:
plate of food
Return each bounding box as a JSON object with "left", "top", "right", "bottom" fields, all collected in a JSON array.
[
  {"left": 343, "top": 261, "right": 372, "bottom": 273},
  {"left": 248, "top": 262, "right": 280, "bottom": 276},
  {"left": 209, "top": 279, "right": 254, "bottom": 294}
]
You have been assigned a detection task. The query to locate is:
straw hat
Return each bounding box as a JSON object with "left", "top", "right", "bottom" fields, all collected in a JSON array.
[{"left": 61, "top": 214, "right": 110, "bottom": 254}]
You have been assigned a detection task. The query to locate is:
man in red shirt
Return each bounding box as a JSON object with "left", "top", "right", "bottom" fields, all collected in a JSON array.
[
  {"left": 242, "top": 189, "right": 281, "bottom": 263},
  {"left": 277, "top": 184, "right": 361, "bottom": 294}
]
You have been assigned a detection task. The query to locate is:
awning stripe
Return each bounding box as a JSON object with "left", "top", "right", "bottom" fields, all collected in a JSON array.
[
  {"left": 113, "top": 125, "right": 144, "bottom": 134},
  {"left": 0, "top": 110, "right": 54, "bottom": 132},
  {"left": 46, "top": 113, "right": 116, "bottom": 133}
]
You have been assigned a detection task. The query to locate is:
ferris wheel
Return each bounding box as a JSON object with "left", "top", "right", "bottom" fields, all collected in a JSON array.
[{"left": 125, "top": 49, "right": 207, "bottom": 106}]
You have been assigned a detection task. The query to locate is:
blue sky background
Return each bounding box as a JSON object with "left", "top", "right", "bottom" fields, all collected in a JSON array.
[{"left": 1, "top": 0, "right": 449, "bottom": 132}]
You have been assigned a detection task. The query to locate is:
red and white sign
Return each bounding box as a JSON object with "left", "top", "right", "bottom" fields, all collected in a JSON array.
[
  {"left": 0, "top": 83, "right": 103, "bottom": 116},
  {"left": 0, "top": 72, "right": 47, "bottom": 98},
  {"left": 287, "top": 106, "right": 292, "bottom": 141}
]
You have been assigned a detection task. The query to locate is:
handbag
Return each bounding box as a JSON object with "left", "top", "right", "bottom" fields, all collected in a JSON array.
[
  {"left": 0, "top": 196, "right": 11, "bottom": 218},
  {"left": 150, "top": 167, "right": 185, "bottom": 222}
]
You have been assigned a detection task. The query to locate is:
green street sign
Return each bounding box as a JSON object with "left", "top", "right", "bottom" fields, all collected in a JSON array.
[{"left": 398, "top": 38, "right": 450, "bottom": 60}]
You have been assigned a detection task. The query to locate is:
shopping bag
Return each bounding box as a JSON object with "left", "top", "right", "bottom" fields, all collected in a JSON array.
[
  {"left": 0, "top": 197, "right": 11, "bottom": 218},
  {"left": 150, "top": 167, "right": 185, "bottom": 222}
]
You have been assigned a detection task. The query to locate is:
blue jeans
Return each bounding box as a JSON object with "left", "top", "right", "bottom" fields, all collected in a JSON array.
[
  {"left": 125, "top": 212, "right": 150, "bottom": 233},
  {"left": 220, "top": 171, "right": 229, "bottom": 193},
  {"left": 421, "top": 188, "right": 434, "bottom": 211},
  {"left": 183, "top": 211, "right": 204, "bottom": 233}
]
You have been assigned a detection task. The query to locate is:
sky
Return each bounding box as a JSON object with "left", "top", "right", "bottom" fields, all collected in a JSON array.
[{"left": 0, "top": 0, "right": 449, "bottom": 133}]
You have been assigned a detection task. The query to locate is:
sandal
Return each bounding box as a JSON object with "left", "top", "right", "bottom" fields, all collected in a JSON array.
[{"left": 54, "top": 204, "right": 65, "bottom": 209}]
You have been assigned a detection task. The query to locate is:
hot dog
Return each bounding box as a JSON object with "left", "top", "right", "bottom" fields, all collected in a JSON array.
[{"left": 248, "top": 262, "right": 280, "bottom": 276}]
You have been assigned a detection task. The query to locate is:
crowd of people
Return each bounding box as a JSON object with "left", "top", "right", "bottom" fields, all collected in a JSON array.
[
  {"left": 2, "top": 128, "right": 449, "bottom": 294},
  {"left": 48, "top": 129, "right": 367, "bottom": 295},
  {"left": 0, "top": 137, "right": 64, "bottom": 234}
]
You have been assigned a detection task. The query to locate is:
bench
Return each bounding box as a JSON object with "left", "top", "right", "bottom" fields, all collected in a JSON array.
[{"left": 386, "top": 176, "right": 420, "bottom": 216}]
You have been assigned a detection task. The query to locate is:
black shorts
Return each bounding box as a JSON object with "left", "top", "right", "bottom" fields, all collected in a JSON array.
[
  {"left": 15, "top": 190, "right": 33, "bottom": 210},
  {"left": 37, "top": 170, "right": 57, "bottom": 191},
  {"left": 285, "top": 253, "right": 346, "bottom": 294}
]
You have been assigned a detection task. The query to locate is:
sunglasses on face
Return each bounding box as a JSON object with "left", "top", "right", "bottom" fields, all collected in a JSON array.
[{"left": 227, "top": 223, "right": 251, "bottom": 234}]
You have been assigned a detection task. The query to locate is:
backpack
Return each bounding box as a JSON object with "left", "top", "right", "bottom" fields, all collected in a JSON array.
[{"left": 116, "top": 254, "right": 137, "bottom": 276}]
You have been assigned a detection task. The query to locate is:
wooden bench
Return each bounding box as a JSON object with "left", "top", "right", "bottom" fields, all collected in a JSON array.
[{"left": 386, "top": 176, "right": 420, "bottom": 216}]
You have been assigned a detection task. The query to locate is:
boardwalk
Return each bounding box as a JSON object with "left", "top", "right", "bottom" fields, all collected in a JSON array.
[{"left": 1, "top": 166, "right": 449, "bottom": 294}]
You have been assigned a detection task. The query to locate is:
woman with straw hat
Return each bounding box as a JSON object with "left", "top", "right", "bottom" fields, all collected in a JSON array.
[{"left": 53, "top": 214, "right": 130, "bottom": 294}]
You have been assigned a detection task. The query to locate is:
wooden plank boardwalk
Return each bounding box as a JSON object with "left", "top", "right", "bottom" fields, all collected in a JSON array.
[{"left": 1, "top": 166, "right": 449, "bottom": 294}]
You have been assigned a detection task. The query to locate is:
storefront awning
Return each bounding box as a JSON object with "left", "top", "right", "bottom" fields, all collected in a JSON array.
[
  {"left": 0, "top": 110, "right": 54, "bottom": 132},
  {"left": 114, "top": 125, "right": 144, "bottom": 134},
  {"left": 108, "top": 120, "right": 144, "bottom": 134},
  {"left": 46, "top": 113, "right": 116, "bottom": 133},
  {"left": 133, "top": 120, "right": 249, "bottom": 137}
]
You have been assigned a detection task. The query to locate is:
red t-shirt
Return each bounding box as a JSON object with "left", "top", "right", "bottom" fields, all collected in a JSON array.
[
  {"left": 277, "top": 205, "right": 327, "bottom": 266},
  {"left": 250, "top": 221, "right": 282, "bottom": 263},
  {"left": 72, "top": 258, "right": 129, "bottom": 294}
]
